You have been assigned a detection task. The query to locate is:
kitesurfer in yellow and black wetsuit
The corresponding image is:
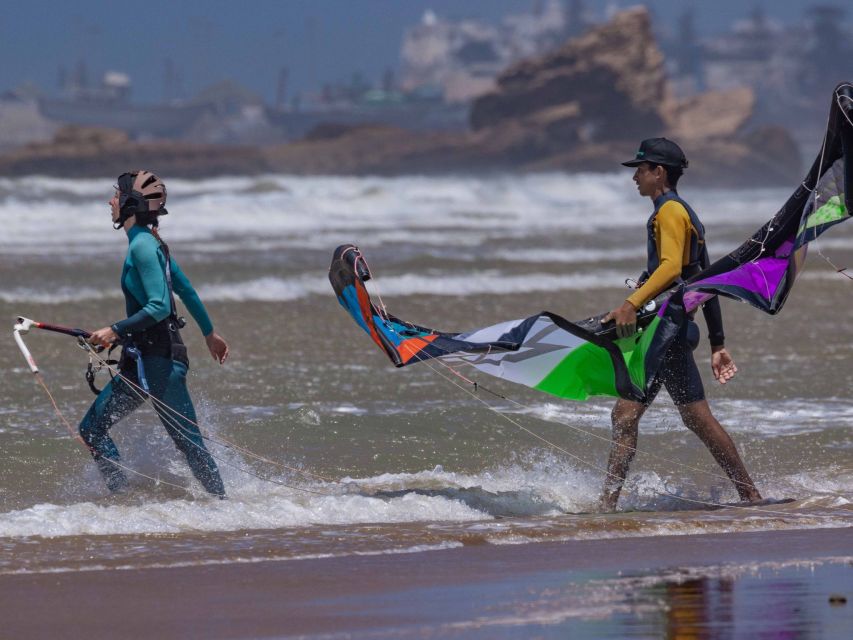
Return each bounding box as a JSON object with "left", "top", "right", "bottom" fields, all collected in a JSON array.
[{"left": 600, "top": 138, "right": 762, "bottom": 511}]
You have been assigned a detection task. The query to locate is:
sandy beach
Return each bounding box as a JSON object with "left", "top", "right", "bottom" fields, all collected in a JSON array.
[{"left": 2, "top": 527, "right": 850, "bottom": 639}]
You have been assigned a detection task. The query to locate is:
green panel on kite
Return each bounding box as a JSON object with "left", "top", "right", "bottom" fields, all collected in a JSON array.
[
  {"left": 632, "top": 315, "right": 663, "bottom": 389},
  {"left": 535, "top": 341, "right": 619, "bottom": 400},
  {"left": 805, "top": 194, "right": 848, "bottom": 229},
  {"left": 534, "top": 316, "right": 663, "bottom": 400}
]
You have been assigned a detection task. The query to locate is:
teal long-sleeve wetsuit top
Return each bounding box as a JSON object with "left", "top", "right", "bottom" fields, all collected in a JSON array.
[{"left": 111, "top": 225, "right": 213, "bottom": 338}]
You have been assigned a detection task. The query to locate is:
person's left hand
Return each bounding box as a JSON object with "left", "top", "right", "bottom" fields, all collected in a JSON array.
[
  {"left": 602, "top": 301, "right": 638, "bottom": 338},
  {"left": 88, "top": 326, "right": 118, "bottom": 349},
  {"left": 205, "top": 331, "right": 230, "bottom": 364},
  {"left": 711, "top": 346, "right": 737, "bottom": 384}
]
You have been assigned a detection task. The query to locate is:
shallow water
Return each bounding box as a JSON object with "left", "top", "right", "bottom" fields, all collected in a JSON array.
[
  {"left": 392, "top": 559, "right": 853, "bottom": 639},
  {"left": 0, "top": 173, "right": 850, "bottom": 572}
]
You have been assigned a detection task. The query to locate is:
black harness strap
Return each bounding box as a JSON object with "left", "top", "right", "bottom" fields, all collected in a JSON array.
[
  {"left": 159, "top": 241, "right": 186, "bottom": 330},
  {"left": 156, "top": 239, "right": 189, "bottom": 366}
]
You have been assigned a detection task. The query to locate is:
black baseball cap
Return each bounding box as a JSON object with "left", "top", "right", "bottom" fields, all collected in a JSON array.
[{"left": 622, "top": 137, "right": 688, "bottom": 169}]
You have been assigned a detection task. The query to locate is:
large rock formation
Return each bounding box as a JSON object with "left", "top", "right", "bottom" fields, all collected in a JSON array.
[
  {"left": 470, "top": 8, "right": 667, "bottom": 140},
  {"left": 663, "top": 87, "right": 756, "bottom": 141}
]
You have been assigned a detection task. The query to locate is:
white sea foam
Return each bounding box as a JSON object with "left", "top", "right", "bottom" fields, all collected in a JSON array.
[
  {"left": 715, "top": 398, "right": 853, "bottom": 435},
  {"left": 0, "top": 487, "right": 489, "bottom": 538},
  {"left": 493, "top": 247, "right": 646, "bottom": 263},
  {"left": 1, "top": 446, "right": 848, "bottom": 539},
  {"left": 199, "top": 270, "right": 627, "bottom": 302},
  {"left": 774, "top": 470, "right": 853, "bottom": 502},
  {"left": 524, "top": 398, "right": 853, "bottom": 438},
  {"left": 0, "top": 286, "right": 113, "bottom": 304},
  {"left": 0, "top": 458, "right": 598, "bottom": 538},
  {"left": 0, "top": 173, "right": 792, "bottom": 254},
  {"left": 0, "top": 268, "right": 627, "bottom": 305}
]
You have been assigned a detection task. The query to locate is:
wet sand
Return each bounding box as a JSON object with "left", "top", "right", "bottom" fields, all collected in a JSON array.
[{"left": 2, "top": 527, "right": 850, "bottom": 639}]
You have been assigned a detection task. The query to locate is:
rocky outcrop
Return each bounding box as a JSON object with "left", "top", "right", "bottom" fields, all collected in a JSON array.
[
  {"left": 470, "top": 8, "right": 667, "bottom": 140},
  {"left": 663, "top": 87, "right": 756, "bottom": 141}
]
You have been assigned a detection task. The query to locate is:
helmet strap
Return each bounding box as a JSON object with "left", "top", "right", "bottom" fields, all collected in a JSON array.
[
  {"left": 113, "top": 210, "right": 135, "bottom": 231},
  {"left": 114, "top": 190, "right": 143, "bottom": 230}
]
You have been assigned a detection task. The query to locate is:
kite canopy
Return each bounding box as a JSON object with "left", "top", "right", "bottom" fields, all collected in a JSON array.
[
  {"left": 682, "top": 82, "right": 852, "bottom": 315},
  {"left": 330, "top": 243, "right": 685, "bottom": 402},
  {"left": 329, "top": 83, "right": 853, "bottom": 404}
]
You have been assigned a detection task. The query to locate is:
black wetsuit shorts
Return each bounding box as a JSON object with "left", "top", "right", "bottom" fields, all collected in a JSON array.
[{"left": 644, "top": 320, "right": 705, "bottom": 407}]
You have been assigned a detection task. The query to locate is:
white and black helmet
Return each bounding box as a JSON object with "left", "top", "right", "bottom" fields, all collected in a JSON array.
[{"left": 114, "top": 170, "right": 168, "bottom": 229}]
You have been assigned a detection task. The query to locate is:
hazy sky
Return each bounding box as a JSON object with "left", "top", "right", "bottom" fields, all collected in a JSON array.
[{"left": 1, "top": 1, "right": 827, "bottom": 103}]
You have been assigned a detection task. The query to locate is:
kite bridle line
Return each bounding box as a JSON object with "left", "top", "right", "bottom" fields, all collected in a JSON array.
[
  {"left": 409, "top": 347, "right": 842, "bottom": 519},
  {"left": 442, "top": 354, "right": 850, "bottom": 505},
  {"left": 744, "top": 86, "right": 853, "bottom": 299},
  {"left": 13, "top": 318, "right": 196, "bottom": 494},
  {"left": 13, "top": 318, "right": 336, "bottom": 496},
  {"left": 350, "top": 247, "right": 391, "bottom": 319},
  {"left": 360, "top": 274, "right": 846, "bottom": 518},
  {"left": 836, "top": 82, "right": 853, "bottom": 128}
]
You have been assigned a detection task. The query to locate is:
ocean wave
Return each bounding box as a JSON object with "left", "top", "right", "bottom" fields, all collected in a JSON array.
[
  {"left": 198, "top": 270, "right": 627, "bottom": 302},
  {"left": 0, "top": 269, "right": 625, "bottom": 305},
  {"left": 6, "top": 265, "right": 844, "bottom": 307},
  {"left": 0, "top": 174, "right": 791, "bottom": 253},
  {"left": 0, "top": 490, "right": 488, "bottom": 538},
  {"left": 493, "top": 247, "right": 646, "bottom": 263},
  {"left": 1, "top": 444, "right": 849, "bottom": 540},
  {"left": 525, "top": 398, "right": 853, "bottom": 437},
  {"left": 0, "top": 461, "right": 585, "bottom": 538},
  {"left": 714, "top": 398, "right": 853, "bottom": 435},
  {"left": 0, "top": 286, "right": 113, "bottom": 304}
]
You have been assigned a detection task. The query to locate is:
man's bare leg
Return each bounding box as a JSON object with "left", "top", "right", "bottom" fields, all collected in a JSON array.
[
  {"left": 600, "top": 399, "right": 647, "bottom": 511},
  {"left": 677, "top": 399, "right": 762, "bottom": 502}
]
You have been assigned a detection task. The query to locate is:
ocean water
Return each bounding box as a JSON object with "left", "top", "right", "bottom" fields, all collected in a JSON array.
[{"left": 0, "top": 172, "right": 850, "bottom": 574}]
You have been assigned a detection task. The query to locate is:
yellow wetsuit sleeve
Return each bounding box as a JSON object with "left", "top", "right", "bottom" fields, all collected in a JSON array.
[{"left": 626, "top": 200, "right": 692, "bottom": 309}]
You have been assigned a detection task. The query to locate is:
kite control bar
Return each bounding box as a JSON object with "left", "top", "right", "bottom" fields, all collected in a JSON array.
[
  {"left": 14, "top": 316, "right": 95, "bottom": 374},
  {"left": 14, "top": 316, "right": 93, "bottom": 338},
  {"left": 12, "top": 316, "right": 149, "bottom": 393}
]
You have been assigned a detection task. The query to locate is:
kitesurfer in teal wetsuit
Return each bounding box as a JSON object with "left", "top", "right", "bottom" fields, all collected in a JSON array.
[
  {"left": 81, "top": 170, "right": 229, "bottom": 496},
  {"left": 600, "top": 138, "right": 762, "bottom": 511}
]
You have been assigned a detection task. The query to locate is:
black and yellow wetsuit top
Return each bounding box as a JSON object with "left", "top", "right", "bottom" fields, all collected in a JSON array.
[{"left": 626, "top": 191, "right": 725, "bottom": 348}]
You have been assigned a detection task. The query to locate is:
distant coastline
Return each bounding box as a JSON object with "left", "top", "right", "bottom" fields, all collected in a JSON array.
[{"left": 0, "top": 8, "right": 812, "bottom": 189}]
